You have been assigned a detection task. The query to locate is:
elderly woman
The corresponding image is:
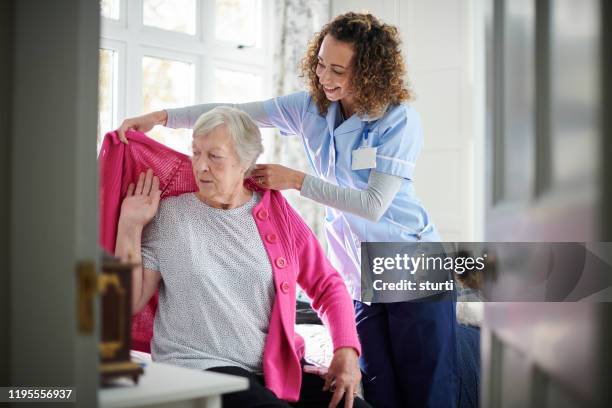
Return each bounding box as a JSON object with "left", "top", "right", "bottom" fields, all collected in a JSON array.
[{"left": 114, "top": 107, "right": 370, "bottom": 408}]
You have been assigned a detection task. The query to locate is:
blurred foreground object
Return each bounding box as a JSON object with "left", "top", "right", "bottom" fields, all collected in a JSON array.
[{"left": 99, "top": 253, "right": 144, "bottom": 385}]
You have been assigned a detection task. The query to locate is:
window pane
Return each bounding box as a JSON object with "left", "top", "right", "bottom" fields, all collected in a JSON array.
[
  {"left": 214, "top": 68, "right": 273, "bottom": 161},
  {"left": 100, "top": 0, "right": 120, "bottom": 20},
  {"left": 98, "top": 48, "right": 117, "bottom": 151},
  {"left": 143, "top": 0, "right": 196, "bottom": 35},
  {"left": 142, "top": 56, "right": 195, "bottom": 153},
  {"left": 214, "top": 68, "right": 262, "bottom": 102},
  {"left": 215, "top": 0, "right": 260, "bottom": 47}
]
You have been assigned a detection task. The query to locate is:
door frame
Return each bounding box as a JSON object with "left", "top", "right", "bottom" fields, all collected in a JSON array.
[{"left": 7, "top": 1, "right": 100, "bottom": 406}]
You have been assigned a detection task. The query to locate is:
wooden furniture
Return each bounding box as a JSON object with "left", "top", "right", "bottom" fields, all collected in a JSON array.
[
  {"left": 99, "top": 360, "right": 249, "bottom": 408},
  {"left": 99, "top": 253, "right": 143, "bottom": 384}
]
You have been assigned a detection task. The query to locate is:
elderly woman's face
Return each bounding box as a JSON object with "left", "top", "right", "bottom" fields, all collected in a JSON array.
[{"left": 191, "top": 125, "right": 247, "bottom": 201}]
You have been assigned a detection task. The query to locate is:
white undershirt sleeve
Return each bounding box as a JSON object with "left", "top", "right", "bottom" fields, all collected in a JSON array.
[
  {"left": 166, "top": 101, "right": 270, "bottom": 129},
  {"left": 300, "top": 170, "right": 403, "bottom": 222}
]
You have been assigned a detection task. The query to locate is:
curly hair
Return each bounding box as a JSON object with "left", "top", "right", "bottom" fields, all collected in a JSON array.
[{"left": 299, "top": 12, "right": 412, "bottom": 117}]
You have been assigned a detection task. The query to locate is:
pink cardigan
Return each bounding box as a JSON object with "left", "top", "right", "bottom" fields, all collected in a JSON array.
[{"left": 99, "top": 130, "right": 361, "bottom": 401}]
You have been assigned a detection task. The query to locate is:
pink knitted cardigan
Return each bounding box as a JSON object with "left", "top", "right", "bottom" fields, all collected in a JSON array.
[{"left": 98, "top": 130, "right": 361, "bottom": 401}]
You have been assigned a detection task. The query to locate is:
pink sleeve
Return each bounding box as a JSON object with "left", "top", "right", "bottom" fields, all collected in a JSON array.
[
  {"left": 285, "top": 203, "right": 362, "bottom": 356},
  {"left": 98, "top": 131, "right": 125, "bottom": 253}
]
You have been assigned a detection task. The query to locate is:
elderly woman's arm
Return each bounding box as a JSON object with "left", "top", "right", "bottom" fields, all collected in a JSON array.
[
  {"left": 115, "top": 223, "right": 161, "bottom": 315},
  {"left": 114, "top": 170, "right": 162, "bottom": 314},
  {"left": 285, "top": 202, "right": 362, "bottom": 406},
  {"left": 293, "top": 222, "right": 361, "bottom": 353}
]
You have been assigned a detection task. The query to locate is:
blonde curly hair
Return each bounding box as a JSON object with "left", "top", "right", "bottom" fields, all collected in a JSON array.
[{"left": 300, "top": 12, "right": 412, "bottom": 117}]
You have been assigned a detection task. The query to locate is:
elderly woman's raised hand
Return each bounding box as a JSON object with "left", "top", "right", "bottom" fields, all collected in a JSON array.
[
  {"left": 323, "top": 347, "right": 362, "bottom": 408},
  {"left": 117, "top": 110, "right": 168, "bottom": 144},
  {"left": 119, "top": 169, "right": 161, "bottom": 228}
]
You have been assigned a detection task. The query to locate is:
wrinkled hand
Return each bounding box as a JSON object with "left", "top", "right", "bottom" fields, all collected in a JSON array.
[
  {"left": 117, "top": 110, "right": 167, "bottom": 144},
  {"left": 324, "top": 347, "right": 361, "bottom": 408},
  {"left": 251, "top": 164, "right": 305, "bottom": 191},
  {"left": 119, "top": 169, "right": 161, "bottom": 228}
]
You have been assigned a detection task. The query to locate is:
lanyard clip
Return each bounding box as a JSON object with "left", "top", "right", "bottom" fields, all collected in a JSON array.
[
  {"left": 362, "top": 124, "right": 370, "bottom": 141},
  {"left": 361, "top": 122, "right": 373, "bottom": 147}
]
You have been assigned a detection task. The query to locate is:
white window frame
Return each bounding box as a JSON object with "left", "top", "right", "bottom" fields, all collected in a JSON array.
[
  {"left": 138, "top": 46, "right": 201, "bottom": 111},
  {"left": 99, "top": 38, "right": 126, "bottom": 129},
  {"left": 211, "top": 59, "right": 269, "bottom": 100},
  {"left": 100, "top": 0, "right": 274, "bottom": 127}
]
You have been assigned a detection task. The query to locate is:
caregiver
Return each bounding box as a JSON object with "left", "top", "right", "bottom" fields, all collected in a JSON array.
[{"left": 118, "top": 12, "right": 457, "bottom": 408}]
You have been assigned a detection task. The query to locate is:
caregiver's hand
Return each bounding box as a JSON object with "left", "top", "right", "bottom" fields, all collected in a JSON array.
[
  {"left": 119, "top": 169, "right": 161, "bottom": 228},
  {"left": 117, "top": 110, "right": 168, "bottom": 144},
  {"left": 324, "top": 347, "right": 361, "bottom": 408},
  {"left": 251, "top": 164, "right": 305, "bottom": 191}
]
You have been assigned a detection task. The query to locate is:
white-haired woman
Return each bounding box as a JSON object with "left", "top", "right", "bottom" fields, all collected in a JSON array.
[{"left": 114, "top": 107, "right": 371, "bottom": 408}]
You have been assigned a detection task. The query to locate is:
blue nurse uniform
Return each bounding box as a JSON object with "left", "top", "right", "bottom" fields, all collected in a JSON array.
[{"left": 260, "top": 91, "right": 457, "bottom": 408}]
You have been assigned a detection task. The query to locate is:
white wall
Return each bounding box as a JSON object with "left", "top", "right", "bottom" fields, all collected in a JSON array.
[{"left": 331, "top": 0, "right": 485, "bottom": 241}]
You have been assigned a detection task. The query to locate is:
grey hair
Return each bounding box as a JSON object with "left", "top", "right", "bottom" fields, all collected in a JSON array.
[{"left": 192, "top": 106, "right": 263, "bottom": 176}]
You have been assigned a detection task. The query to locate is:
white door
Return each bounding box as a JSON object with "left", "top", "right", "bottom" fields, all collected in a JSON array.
[
  {"left": 482, "top": 0, "right": 612, "bottom": 406},
  {"left": 8, "top": 1, "right": 100, "bottom": 406}
]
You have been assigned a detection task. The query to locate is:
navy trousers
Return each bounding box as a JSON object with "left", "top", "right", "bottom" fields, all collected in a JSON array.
[{"left": 354, "top": 293, "right": 458, "bottom": 408}]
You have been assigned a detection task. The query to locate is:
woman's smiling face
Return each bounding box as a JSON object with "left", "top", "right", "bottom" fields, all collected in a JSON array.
[
  {"left": 315, "top": 34, "right": 356, "bottom": 104},
  {"left": 191, "top": 125, "right": 247, "bottom": 202}
]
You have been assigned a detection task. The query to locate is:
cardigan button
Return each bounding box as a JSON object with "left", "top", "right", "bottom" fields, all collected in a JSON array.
[
  {"left": 256, "top": 209, "right": 269, "bottom": 220},
  {"left": 266, "top": 233, "right": 278, "bottom": 243},
  {"left": 280, "top": 281, "right": 290, "bottom": 293},
  {"left": 275, "top": 257, "right": 287, "bottom": 268}
]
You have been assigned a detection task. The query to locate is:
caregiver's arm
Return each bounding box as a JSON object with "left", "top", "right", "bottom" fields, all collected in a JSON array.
[
  {"left": 166, "top": 101, "right": 269, "bottom": 129},
  {"left": 118, "top": 92, "right": 309, "bottom": 143},
  {"left": 300, "top": 170, "right": 402, "bottom": 222},
  {"left": 117, "top": 101, "right": 269, "bottom": 143},
  {"left": 114, "top": 170, "right": 162, "bottom": 314}
]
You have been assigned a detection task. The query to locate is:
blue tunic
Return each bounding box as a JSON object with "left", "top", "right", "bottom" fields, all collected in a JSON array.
[{"left": 262, "top": 91, "right": 439, "bottom": 301}]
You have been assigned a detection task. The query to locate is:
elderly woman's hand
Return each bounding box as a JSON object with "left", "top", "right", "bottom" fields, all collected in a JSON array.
[
  {"left": 251, "top": 164, "right": 306, "bottom": 191},
  {"left": 119, "top": 169, "right": 161, "bottom": 228},
  {"left": 117, "top": 110, "right": 168, "bottom": 144},
  {"left": 324, "top": 347, "right": 361, "bottom": 408}
]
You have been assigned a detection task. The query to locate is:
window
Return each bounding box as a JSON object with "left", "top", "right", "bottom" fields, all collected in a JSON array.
[
  {"left": 100, "top": 0, "right": 120, "bottom": 20},
  {"left": 143, "top": 0, "right": 196, "bottom": 35},
  {"left": 213, "top": 68, "right": 263, "bottom": 102},
  {"left": 142, "top": 55, "right": 195, "bottom": 153},
  {"left": 98, "top": 0, "right": 272, "bottom": 155},
  {"left": 215, "top": 0, "right": 262, "bottom": 47},
  {"left": 98, "top": 48, "right": 118, "bottom": 148}
]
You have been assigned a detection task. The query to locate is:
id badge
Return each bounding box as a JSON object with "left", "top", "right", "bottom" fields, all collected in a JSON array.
[{"left": 352, "top": 147, "right": 377, "bottom": 170}]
